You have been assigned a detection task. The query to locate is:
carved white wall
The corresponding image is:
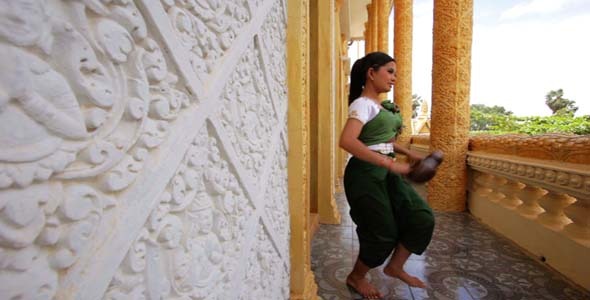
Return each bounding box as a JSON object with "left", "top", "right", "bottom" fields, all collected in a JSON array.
[{"left": 0, "top": 0, "right": 289, "bottom": 299}]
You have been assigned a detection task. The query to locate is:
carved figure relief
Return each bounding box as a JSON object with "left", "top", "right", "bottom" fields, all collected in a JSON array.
[
  {"left": 105, "top": 125, "right": 270, "bottom": 299},
  {"left": 243, "top": 223, "right": 290, "bottom": 300}
]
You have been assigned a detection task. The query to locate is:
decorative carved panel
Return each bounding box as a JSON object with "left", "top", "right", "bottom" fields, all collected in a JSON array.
[{"left": 0, "top": 0, "right": 289, "bottom": 298}]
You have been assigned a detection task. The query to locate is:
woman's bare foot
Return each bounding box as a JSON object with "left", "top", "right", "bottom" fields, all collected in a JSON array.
[
  {"left": 383, "top": 266, "right": 426, "bottom": 288},
  {"left": 346, "top": 274, "right": 382, "bottom": 299}
]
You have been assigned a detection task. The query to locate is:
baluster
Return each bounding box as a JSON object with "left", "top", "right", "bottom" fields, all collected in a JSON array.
[
  {"left": 537, "top": 191, "right": 576, "bottom": 231},
  {"left": 516, "top": 185, "right": 546, "bottom": 219},
  {"left": 563, "top": 196, "right": 590, "bottom": 246},
  {"left": 487, "top": 176, "right": 507, "bottom": 203},
  {"left": 499, "top": 180, "right": 525, "bottom": 209},
  {"left": 473, "top": 172, "right": 494, "bottom": 198}
]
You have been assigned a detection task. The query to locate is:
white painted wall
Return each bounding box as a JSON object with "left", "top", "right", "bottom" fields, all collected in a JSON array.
[{"left": 0, "top": 0, "right": 289, "bottom": 299}]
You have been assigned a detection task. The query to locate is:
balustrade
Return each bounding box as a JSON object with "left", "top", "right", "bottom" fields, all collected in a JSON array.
[
  {"left": 416, "top": 133, "right": 590, "bottom": 289},
  {"left": 516, "top": 186, "right": 546, "bottom": 219},
  {"left": 472, "top": 172, "right": 494, "bottom": 198},
  {"left": 537, "top": 192, "right": 576, "bottom": 231},
  {"left": 467, "top": 152, "right": 588, "bottom": 241},
  {"left": 499, "top": 180, "right": 524, "bottom": 209},
  {"left": 466, "top": 152, "right": 590, "bottom": 289},
  {"left": 488, "top": 176, "right": 507, "bottom": 203},
  {"left": 564, "top": 196, "right": 590, "bottom": 246}
]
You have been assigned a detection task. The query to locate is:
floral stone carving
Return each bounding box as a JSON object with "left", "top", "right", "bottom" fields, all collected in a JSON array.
[{"left": 0, "top": 0, "right": 289, "bottom": 298}]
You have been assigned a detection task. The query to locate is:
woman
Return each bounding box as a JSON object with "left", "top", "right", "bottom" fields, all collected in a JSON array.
[{"left": 339, "top": 52, "right": 435, "bottom": 299}]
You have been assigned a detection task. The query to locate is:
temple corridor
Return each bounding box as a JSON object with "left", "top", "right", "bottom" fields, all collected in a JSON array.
[{"left": 311, "top": 188, "right": 590, "bottom": 300}]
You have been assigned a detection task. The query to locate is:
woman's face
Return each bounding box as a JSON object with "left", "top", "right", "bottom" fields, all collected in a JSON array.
[{"left": 369, "top": 61, "right": 397, "bottom": 93}]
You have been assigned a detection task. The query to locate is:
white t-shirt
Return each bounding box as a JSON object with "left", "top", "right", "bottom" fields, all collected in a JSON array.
[{"left": 348, "top": 97, "right": 381, "bottom": 124}]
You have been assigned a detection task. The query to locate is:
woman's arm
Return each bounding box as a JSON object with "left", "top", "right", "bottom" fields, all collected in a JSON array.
[
  {"left": 339, "top": 119, "right": 410, "bottom": 174},
  {"left": 392, "top": 141, "right": 425, "bottom": 162}
]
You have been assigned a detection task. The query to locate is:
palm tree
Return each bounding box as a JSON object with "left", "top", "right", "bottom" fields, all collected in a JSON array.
[{"left": 545, "top": 89, "right": 578, "bottom": 115}]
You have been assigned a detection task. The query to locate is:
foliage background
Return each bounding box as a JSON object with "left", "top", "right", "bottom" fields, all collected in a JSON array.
[
  {"left": 469, "top": 100, "right": 590, "bottom": 135},
  {"left": 414, "top": 90, "right": 590, "bottom": 135}
]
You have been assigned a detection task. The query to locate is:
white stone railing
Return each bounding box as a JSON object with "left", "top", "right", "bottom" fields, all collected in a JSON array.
[{"left": 467, "top": 151, "right": 590, "bottom": 289}]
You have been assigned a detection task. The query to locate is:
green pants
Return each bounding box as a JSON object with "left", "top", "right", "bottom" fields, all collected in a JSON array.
[{"left": 344, "top": 156, "right": 435, "bottom": 268}]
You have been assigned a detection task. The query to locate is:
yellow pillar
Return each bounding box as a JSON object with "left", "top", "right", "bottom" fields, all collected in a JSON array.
[
  {"left": 377, "top": 0, "right": 390, "bottom": 53},
  {"left": 393, "top": 0, "right": 413, "bottom": 148},
  {"left": 337, "top": 36, "right": 350, "bottom": 191},
  {"left": 309, "top": 0, "right": 319, "bottom": 217},
  {"left": 371, "top": 1, "right": 379, "bottom": 51},
  {"left": 313, "top": 0, "right": 340, "bottom": 224},
  {"left": 287, "top": 0, "right": 319, "bottom": 298},
  {"left": 363, "top": 27, "right": 369, "bottom": 54},
  {"left": 340, "top": 55, "right": 351, "bottom": 181},
  {"left": 428, "top": 0, "right": 473, "bottom": 211},
  {"left": 334, "top": 18, "right": 345, "bottom": 193},
  {"left": 365, "top": 3, "right": 372, "bottom": 53},
  {"left": 377, "top": 0, "right": 391, "bottom": 100}
]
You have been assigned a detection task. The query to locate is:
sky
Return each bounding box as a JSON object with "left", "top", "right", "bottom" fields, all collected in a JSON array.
[
  {"left": 349, "top": 0, "right": 590, "bottom": 116},
  {"left": 409, "top": 0, "right": 590, "bottom": 116}
]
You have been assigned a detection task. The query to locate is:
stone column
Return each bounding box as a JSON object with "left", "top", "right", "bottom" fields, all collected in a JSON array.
[
  {"left": 377, "top": 0, "right": 390, "bottom": 53},
  {"left": 287, "top": 0, "right": 319, "bottom": 298},
  {"left": 428, "top": 0, "right": 473, "bottom": 211},
  {"left": 393, "top": 0, "right": 413, "bottom": 148}
]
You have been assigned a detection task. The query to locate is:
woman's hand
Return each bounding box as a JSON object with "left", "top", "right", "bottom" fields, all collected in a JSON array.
[
  {"left": 386, "top": 160, "right": 411, "bottom": 175},
  {"left": 390, "top": 141, "right": 426, "bottom": 163},
  {"left": 407, "top": 152, "right": 426, "bottom": 162}
]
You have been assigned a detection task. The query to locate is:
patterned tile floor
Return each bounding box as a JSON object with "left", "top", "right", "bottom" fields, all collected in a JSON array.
[{"left": 311, "top": 185, "right": 590, "bottom": 300}]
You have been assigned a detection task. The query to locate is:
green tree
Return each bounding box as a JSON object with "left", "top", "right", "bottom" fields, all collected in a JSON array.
[
  {"left": 514, "top": 115, "right": 590, "bottom": 135},
  {"left": 470, "top": 112, "right": 590, "bottom": 135},
  {"left": 545, "top": 89, "right": 578, "bottom": 115},
  {"left": 469, "top": 97, "right": 589, "bottom": 135},
  {"left": 470, "top": 104, "right": 514, "bottom": 131},
  {"left": 471, "top": 104, "right": 513, "bottom": 115}
]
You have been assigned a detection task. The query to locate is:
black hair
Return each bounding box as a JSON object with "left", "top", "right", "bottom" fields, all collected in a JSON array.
[{"left": 348, "top": 51, "right": 395, "bottom": 105}]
